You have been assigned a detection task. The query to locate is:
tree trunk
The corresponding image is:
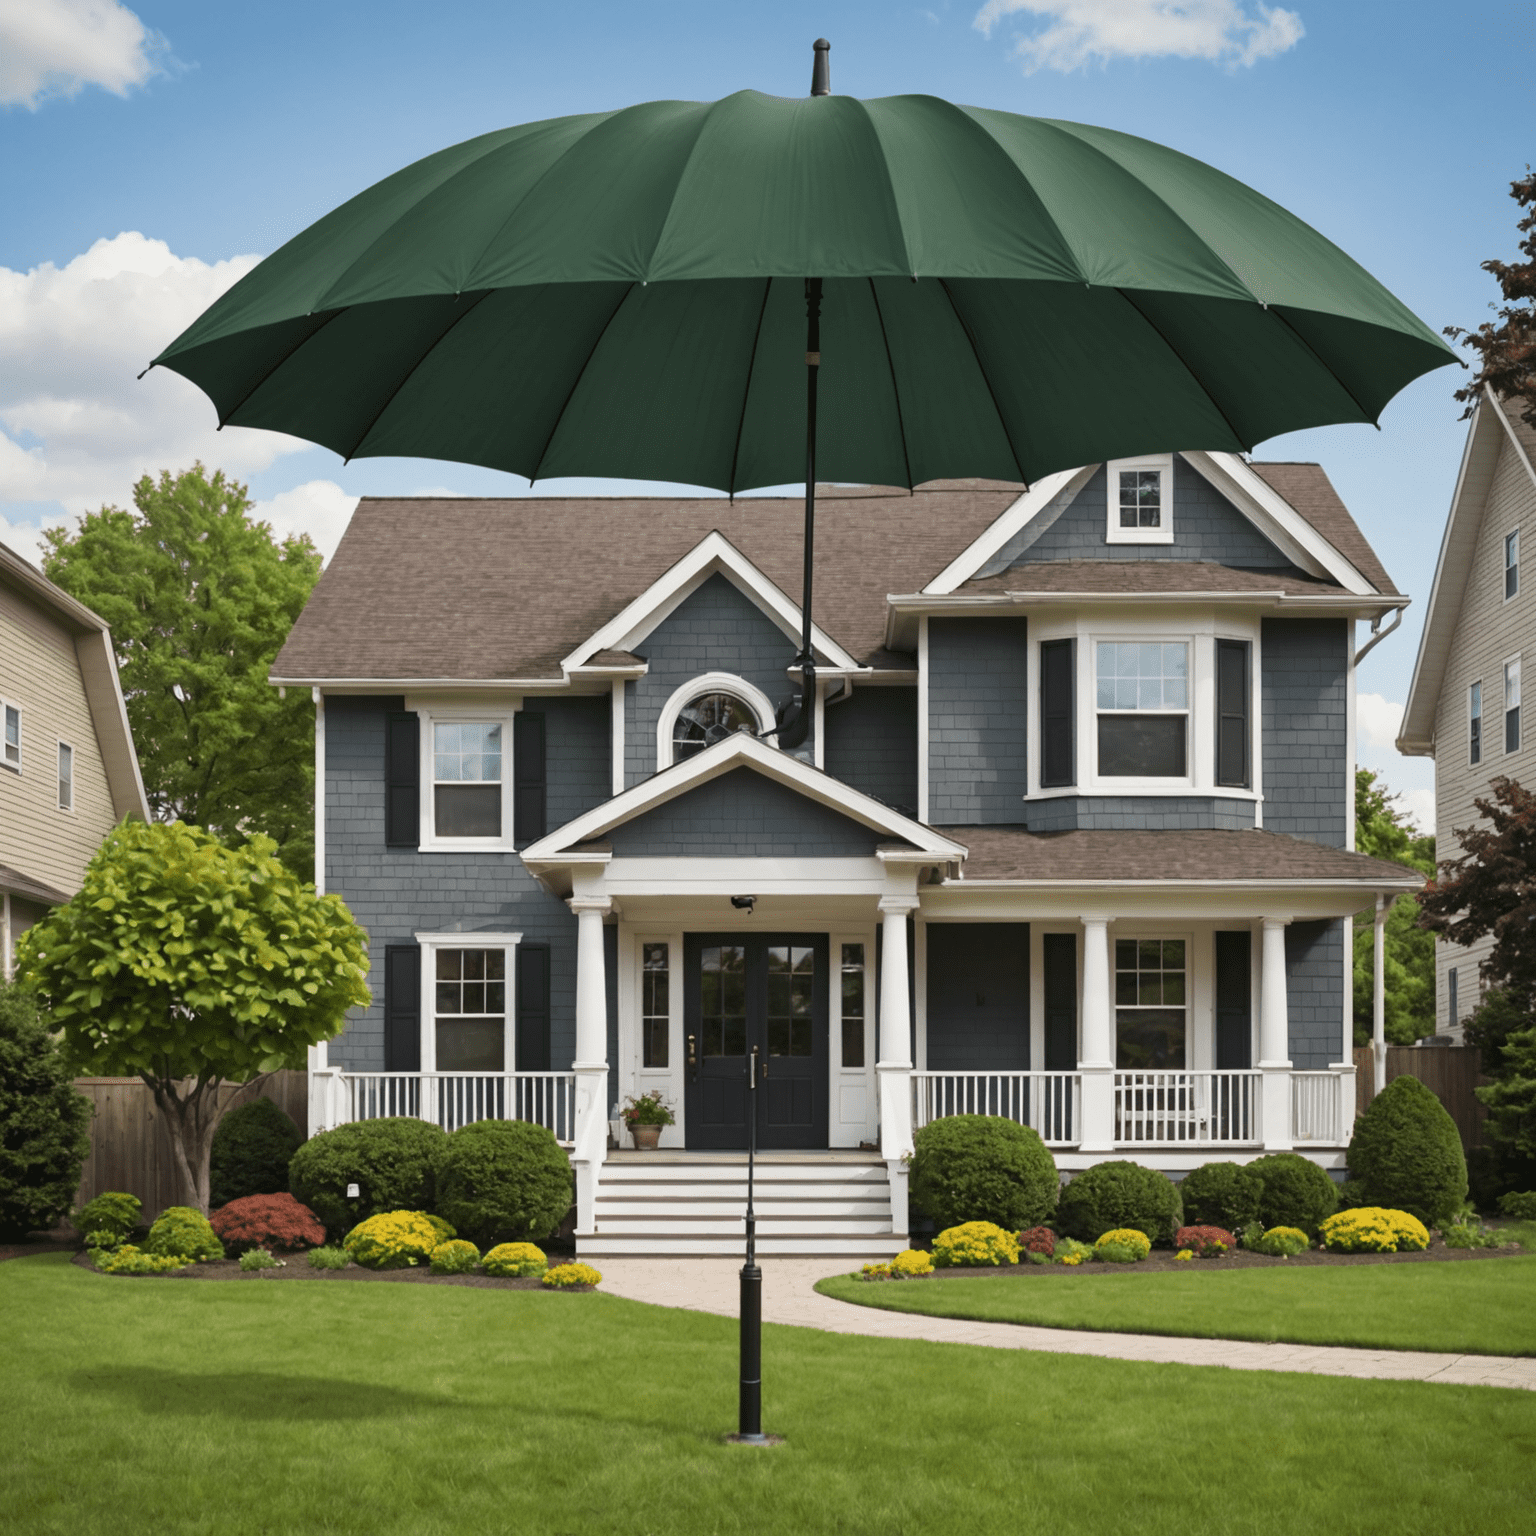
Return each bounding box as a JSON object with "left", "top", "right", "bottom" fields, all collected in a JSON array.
[{"left": 143, "top": 1071, "right": 274, "bottom": 1214}]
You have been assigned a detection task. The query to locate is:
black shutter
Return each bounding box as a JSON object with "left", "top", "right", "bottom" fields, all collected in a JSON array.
[
  {"left": 1215, "top": 930, "right": 1252, "bottom": 1069},
  {"left": 1042, "top": 932, "right": 1077, "bottom": 1070},
  {"left": 1039, "top": 638, "right": 1075, "bottom": 788},
  {"left": 516, "top": 944, "right": 551, "bottom": 1070},
  {"left": 385, "top": 712, "right": 420, "bottom": 847},
  {"left": 383, "top": 945, "right": 421, "bottom": 1071},
  {"left": 1215, "top": 640, "right": 1250, "bottom": 788},
  {"left": 514, "top": 712, "right": 546, "bottom": 846}
]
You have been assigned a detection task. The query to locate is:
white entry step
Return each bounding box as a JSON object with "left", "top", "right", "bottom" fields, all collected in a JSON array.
[{"left": 578, "top": 1152, "right": 907, "bottom": 1260}]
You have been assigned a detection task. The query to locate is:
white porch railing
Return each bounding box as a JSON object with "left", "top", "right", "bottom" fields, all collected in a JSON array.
[
  {"left": 336, "top": 1071, "right": 576, "bottom": 1144},
  {"left": 911, "top": 1071, "right": 1082, "bottom": 1146},
  {"left": 1113, "top": 1071, "right": 1261, "bottom": 1146},
  {"left": 1291, "top": 1069, "right": 1354, "bottom": 1146}
]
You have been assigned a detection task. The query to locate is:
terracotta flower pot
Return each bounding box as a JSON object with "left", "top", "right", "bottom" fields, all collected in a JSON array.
[{"left": 629, "top": 1123, "right": 663, "bottom": 1150}]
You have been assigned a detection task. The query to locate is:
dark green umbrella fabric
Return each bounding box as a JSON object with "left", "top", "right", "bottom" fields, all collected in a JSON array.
[{"left": 155, "top": 91, "right": 1454, "bottom": 491}]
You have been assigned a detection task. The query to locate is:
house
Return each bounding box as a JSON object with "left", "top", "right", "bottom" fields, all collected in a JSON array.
[
  {"left": 0, "top": 541, "right": 150, "bottom": 976},
  {"left": 276, "top": 453, "right": 1419, "bottom": 1256},
  {"left": 1399, "top": 391, "right": 1536, "bottom": 1037}
]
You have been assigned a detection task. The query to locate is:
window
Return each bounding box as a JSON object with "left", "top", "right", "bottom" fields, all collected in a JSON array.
[
  {"left": 433, "top": 948, "right": 505, "bottom": 1071},
  {"left": 1470, "top": 682, "right": 1483, "bottom": 765},
  {"left": 1096, "top": 642, "right": 1188, "bottom": 777},
  {"left": 1506, "top": 658, "right": 1521, "bottom": 754},
  {"left": 1507, "top": 530, "right": 1520, "bottom": 600},
  {"left": 1114, "top": 938, "right": 1186, "bottom": 1069},
  {"left": 3, "top": 703, "right": 18, "bottom": 770},
  {"left": 642, "top": 942, "right": 670, "bottom": 1068},
  {"left": 672, "top": 692, "right": 757, "bottom": 761},
  {"left": 840, "top": 943, "right": 866, "bottom": 1068},
  {"left": 699, "top": 944, "right": 747, "bottom": 1058},
  {"left": 433, "top": 721, "right": 502, "bottom": 837},
  {"left": 1448, "top": 967, "right": 1458, "bottom": 1028},
  {"left": 1105, "top": 455, "right": 1175, "bottom": 545},
  {"left": 57, "top": 742, "right": 73, "bottom": 811},
  {"left": 766, "top": 944, "right": 815, "bottom": 1058}
]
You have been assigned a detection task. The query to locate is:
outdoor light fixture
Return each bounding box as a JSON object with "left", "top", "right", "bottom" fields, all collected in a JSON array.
[
  {"left": 346, "top": 1183, "right": 360, "bottom": 1199},
  {"left": 730, "top": 895, "right": 757, "bottom": 914}
]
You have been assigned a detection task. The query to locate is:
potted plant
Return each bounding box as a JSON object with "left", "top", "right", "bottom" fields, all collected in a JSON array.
[{"left": 622, "top": 1091, "right": 675, "bottom": 1150}]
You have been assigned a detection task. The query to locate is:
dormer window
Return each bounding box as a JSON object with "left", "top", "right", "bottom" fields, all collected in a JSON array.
[
  {"left": 673, "top": 693, "right": 757, "bottom": 761},
  {"left": 1105, "top": 455, "right": 1175, "bottom": 545}
]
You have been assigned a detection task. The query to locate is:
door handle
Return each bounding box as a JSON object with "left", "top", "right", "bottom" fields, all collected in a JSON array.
[{"left": 686, "top": 1033, "right": 697, "bottom": 1069}]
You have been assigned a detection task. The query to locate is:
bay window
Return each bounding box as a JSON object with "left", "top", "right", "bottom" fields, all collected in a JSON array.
[{"left": 1096, "top": 641, "right": 1188, "bottom": 778}]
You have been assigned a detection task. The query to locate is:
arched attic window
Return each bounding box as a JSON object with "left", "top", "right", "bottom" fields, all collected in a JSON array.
[{"left": 656, "top": 672, "right": 776, "bottom": 769}]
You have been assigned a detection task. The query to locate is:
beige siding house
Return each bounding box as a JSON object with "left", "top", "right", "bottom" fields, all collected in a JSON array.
[
  {"left": 1399, "top": 391, "right": 1536, "bottom": 1035},
  {"left": 0, "top": 541, "right": 149, "bottom": 974}
]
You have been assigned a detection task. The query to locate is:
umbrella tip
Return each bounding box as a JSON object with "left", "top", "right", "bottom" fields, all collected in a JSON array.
[{"left": 811, "top": 38, "right": 831, "bottom": 96}]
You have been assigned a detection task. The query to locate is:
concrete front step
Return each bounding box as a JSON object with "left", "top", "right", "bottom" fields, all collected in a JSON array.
[
  {"left": 595, "top": 1198, "right": 891, "bottom": 1219},
  {"left": 599, "top": 1162, "right": 889, "bottom": 1184},
  {"left": 578, "top": 1233, "right": 908, "bottom": 1258}
]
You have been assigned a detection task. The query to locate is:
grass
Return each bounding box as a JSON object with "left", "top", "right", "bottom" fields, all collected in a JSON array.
[
  {"left": 817, "top": 1253, "right": 1536, "bottom": 1356},
  {"left": 3, "top": 1255, "right": 1535, "bottom": 1536}
]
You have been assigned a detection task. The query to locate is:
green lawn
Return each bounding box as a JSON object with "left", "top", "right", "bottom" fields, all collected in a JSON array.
[
  {"left": 817, "top": 1253, "right": 1536, "bottom": 1356},
  {"left": 4, "top": 1256, "right": 1535, "bottom": 1536}
]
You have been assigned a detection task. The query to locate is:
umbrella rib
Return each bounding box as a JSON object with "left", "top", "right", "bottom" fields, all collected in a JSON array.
[
  {"left": 213, "top": 309, "right": 346, "bottom": 429},
  {"left": 529, "top": 283, "right": 637, "bottom": 485},
  {"left": 867, "top": 278, "right": 914, "bottom": 490},
  {"left": 1267, "top": 307, "right": 1377, "bottom": 423},
  {"left": 727, "top": 277, "right": 774, "bottom": 496},
  {"left": 342, "top": 289, "right": 495, "bottom": 463},
  {"left": 936, "top": 277, "right": 1030, "bottom": 487}
]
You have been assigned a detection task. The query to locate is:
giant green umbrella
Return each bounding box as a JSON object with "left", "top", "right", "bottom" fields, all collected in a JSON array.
[{"left": 154, "top": 40, "right": 1453, "bottom": 739}]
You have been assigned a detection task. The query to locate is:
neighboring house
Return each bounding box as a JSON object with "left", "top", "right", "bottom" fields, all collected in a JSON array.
[
  {"left": 1399, "top": 391, "right": 1536, "bottom": 1038},
  {"left": 277, "top": 453, "right": 1418, "bottom": 1255},
  {"left": 0, "top": 541, "right": 150, "bottom": 975}
]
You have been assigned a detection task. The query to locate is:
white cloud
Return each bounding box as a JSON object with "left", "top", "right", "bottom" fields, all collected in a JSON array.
[
  {"left": 0, "top": 0, "right": 158, "bottom": 108},
  {"left": 1356, "top": 691, "right": 1405, "bottom": 753},
  {"left": 251, "top": 480, "right": 359, "bottom": 565},
  {"left": 0, "top": 510, "right": 47, "bottom": 568},
  {"left": 1355, "top": 693, "right": 1434, "bottom": 832},
  {"left": 0, "top": 233, "right": 311, "bottom": 539},
  {"left": 1397, "top": 788, "right": 1435, "bottom": 837},
  {"left": 974, "top": 0, "right": 1304, "bottom": 73}
]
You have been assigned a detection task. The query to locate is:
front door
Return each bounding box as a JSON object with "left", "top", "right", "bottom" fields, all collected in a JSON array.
[{"left": 683, "top": 933, "right": 829, "bottom": 1150}]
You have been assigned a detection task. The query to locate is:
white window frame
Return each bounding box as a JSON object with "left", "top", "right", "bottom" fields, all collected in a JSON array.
[
  {"left": 1470, "top": 680, "right": 1483, "bottom": 766},
  {"left": 1111, "top": 928, "right": 1194, "bottom": 1071},
  {"left": 413, "top": 931, "right": 522, "bottom": 1074},
  {"left": 1504, "top": 655, "right": 1522, "bottom": 755},
  {"left": 655, "top": 671, "right": 776, "bottom": 770},
  {"left": 417, "top": 707, "right": 519, "bottom": 852},
  {"left": 56, "top": 740, "right": 74, "bottom": 812},
  {"left": 1105, "top": 454, "right": 1176, "bottom": 546},
  {"left": 831, "top": 928, "right": 878, "bottom": 1148},
  {"left": 1506, "top": 528, "right": 1520, "bottom": 602},
  {"left": 1092, "top": 634, "right": 1195, "bottom": 788},
  {"left": 2, "top": 699, "right": 20, "bottom": 772}
]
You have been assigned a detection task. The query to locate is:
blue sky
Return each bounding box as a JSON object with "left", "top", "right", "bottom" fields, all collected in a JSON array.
[{"left": 2, "top": 0, "right": 1531, "bottom": 827}]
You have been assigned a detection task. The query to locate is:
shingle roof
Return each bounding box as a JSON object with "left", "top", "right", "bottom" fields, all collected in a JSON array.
[
  {"left": 1247, "top": 461, "right": 1399, "bottom": 595},
  {"left": 959, "top": 560, "right": 1346, "bottom": 598}
]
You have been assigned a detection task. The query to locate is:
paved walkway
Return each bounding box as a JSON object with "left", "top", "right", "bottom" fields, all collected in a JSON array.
[{"left": 597, "top": 1257, "right": 1536, "bottom": 1392}]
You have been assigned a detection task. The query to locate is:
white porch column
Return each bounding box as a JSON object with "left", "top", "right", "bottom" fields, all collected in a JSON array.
[
  {"left": 1077, "top": 916, "right": 1115, "bottom": 1152},
  {"left": 877, "top": 896, "right": 919, "bottom": 1167},
  {"left": 569, "top": 895, "right": 613, "bottom": 1235},
  {"left": 1260, "top": 916, "right": 1294, "bottom": 1151},
  {"left": 1372, "top": 895, "right": 1388, "bottom": 1095}
]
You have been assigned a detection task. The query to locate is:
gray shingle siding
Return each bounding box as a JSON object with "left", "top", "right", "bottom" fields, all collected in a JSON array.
[
  {"left": 1286, "top": 918, "right": 1345, "bottom": 1070},
  {"left": 824, "top": 686, "right": 918, "bottom": 816},
  {"left": 927, "top": 617, "right": 1030, "bottom": 824},
  {"left": 544, "top": 694, "right": 612, "bottom": 831},
  {"left": 1023, "top": 795, "right": 1256, "bottom": 832},
  {"left": 1261, "top": 618, "right": 1349, "bottom": 848}
]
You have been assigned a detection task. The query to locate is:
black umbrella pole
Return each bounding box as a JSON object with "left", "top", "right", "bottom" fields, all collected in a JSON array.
[{"left": 738, "top": 1046, "right": 767, "bottom": 1442}]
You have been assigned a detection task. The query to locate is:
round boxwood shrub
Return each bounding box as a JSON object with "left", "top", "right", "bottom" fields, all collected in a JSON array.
[
  {"left": 482, "top": 1241, "right": 547, "bottom": 1278},
  {"left": 288, "top": 1117, "right": 446, "bottom": 1240},
  {"left": 429, "top": 1239, "right": 480, "bottom": 1275},
  {"left": 908, "top": 1115, "right": 1059, "bottom": 1232},
  {"left": 931, "top": 1221, "right": 1021, "bottom": 1267},
  {"left": 343, "top": 1210, "right": 440, "bottom": 1269},
  {"left": 434, "top": 1119, "right": 573, "bottom": 1247},
  {"left": 1346, "top": 1075, "right": 1468, "bottom": 1228},
  {"left": 144, "top": 1206, "right": 224, "bottom": 1263},
  {"left": 209, "top": 1097, "right": 302, "bottom": 1210},
  {"left": 73, "top": 1191, "right": 142, "bottom": 1246},
  {"left": 1056, "top": 1160, "right": 1183, "bottom": 1247},
  {"left": 210, "top": 1192, "right": 326, "bottom": 1255},
  {"left": 1177, "top": 1161, "right": 1262, "bottom": 1233},
  {"left": 1247, "top": 1153, "right": 1339, "bottom": 1237}
]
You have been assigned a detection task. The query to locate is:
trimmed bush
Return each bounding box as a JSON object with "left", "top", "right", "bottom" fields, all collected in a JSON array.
[
  {"left": 1019, "top": 1225, "right": 1056, "bottom": 1257},
  {"left": 1252, "top": 1225, "right": 1310, "bottom": 1257},
  {"left": 209, "top": 1097, "right": 302, "bottom": 1209},
  {"left": 1320, "top": 1207, "right": 1430, "bottom": 1254},
  {"left": 288, "top": 1117, "right": 446, "bottom": 1241},
  {"left": 1053, "top": 1237, "right": 1094, "bottom": 1265},
  {"left": 1247, "top": 1153, "right": 1339, "bottom": 1237},
  {"left": 434, "top": 1119, "right": 573, "bottom": 1247},
  {"left": 890, "top": 1248, "right": 934, "bottom": 1277},
  {"left": 343, "top": 1210, "right": 440, "bottom": 1269},
  {"left": 1094, "top": 1228, "right": 1151, "bottom": 1263},
  {"left": 931, "top": 1221, "right": 1020, "bottom": 1268},
  {"left": 429, "top": 1239, "right": 480, "bottom": 1275},
  {"left": 1175, "top": 1224, "right": 1237, "bottom": 1257},
  {"left": 73, "top": 1192, "right": 142, "bottom": 1246},
  {"left": 542, "top": 1262, "right": 601, "bottom": 1289},
  {"left": 908, "top": 1115, "right": 1058, "bottom": 1232},
  {"left": 1346, "top": 1075, "right": 1468, "bottom": 1228},
  {"left": 210, "top": 1193, "right": 326, "bottom": 1255},
  {"left": 1177, "top": 1161, "right": 1262, "bottom": 1233},
  {"left": 307, "top": 1245, "right": 349, "bottom": 1270},
  {"left": 91, "top": 1243, "right": 186, "bottom": 1274},
  {"left": 1499, "top": 1190, "right": 1536, "bottom": 1222},
  {"left": 1056, "top": 1160, "right": 1183, "bottom": 1247},
  {"left": 423, "top": 1213, "right": 456, "bottom": 1245},
  {"left": 144, "top": 1206, "right": 224, "bottom": 1263},
  {"left": 0, "top": 981, "right": 93, "bottom": 1239},
  {"left": 482, "top": 1241, "right": 547, "bottom": 1278}
]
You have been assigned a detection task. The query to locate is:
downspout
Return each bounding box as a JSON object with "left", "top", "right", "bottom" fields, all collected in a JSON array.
[
  {"left": 1372, "top": 894, "right": 1388, "bottom": 1095},
  {"left": 1354, "top": 604, "right": 1405, "bottom": 667}
]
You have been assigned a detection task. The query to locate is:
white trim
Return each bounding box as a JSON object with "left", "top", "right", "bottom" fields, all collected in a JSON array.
[
  {"left": 1345, "top": 626, "right": 1356, "bottom": 850},
  {"left": 1, "top": 697, "right": 21, "bottom": 772},
  {"left": 55, "top": 738, "right": 74, "bottom": 813},
  {"left": 1505, "top": 525, "right": 1521, "bottom": 603},
  {"left": 922, "top": 473, "right": 1078, "bottom": 594},
  {"left": 654, "top": 671, "right": 776, "bottom": 771},
  {"left": 917, "top": 615, "right": 930, "bottom": 822},
  {"left": 1469, "top": 677, "right": 1484, "bottom": 767},
  {"left": 413, "top": 931, "right": 523, "bottom": 1074},
  {"left": 813, "top": 679, "right": 826, "bottom": 770},
  {"left": 1, "top": 891, "right": 9, "bottom": 982},
  {"left": 313, "top": 688, "right": 325, "bottom": 895},
  {"left": 610, "top": 681, "right": 625, "bottom": 797},
  {"left": 1504, "top": 653, "right": 1523, "bottom": 755},
  {"left": 1105, "top": 455, "right": 1175, "bottom": 546},
  {"left": 417, "top": 704, "right": 520, "bottom": 853}
]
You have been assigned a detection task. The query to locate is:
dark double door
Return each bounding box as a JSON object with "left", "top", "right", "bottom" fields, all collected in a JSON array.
[{"left": 683, "top": 933, "right": 829, "bottom": 1150}]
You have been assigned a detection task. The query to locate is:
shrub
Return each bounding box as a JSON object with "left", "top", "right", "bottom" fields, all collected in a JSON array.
[
  {"left": 542, "top": 1262, "right": 601, "bottom": 1289},
  {"left": 1443, "top": 1221, "right": 1499, "bottom": 1249},
  {"left": 210, "top": 1193, "right": 326, "bottom": 1255},
  {"left": 1019, "top": 1225, "right": 1056, "bottom": 1257},
  {"left": 343, "top": 1210, "right": 440, "bottom": 1269},
  {"left": 1094, "top": 1228, "right": 1151, "bottom": 1263},
  {"left": 1177, "top": 1162, "right": 1263, "bottom": 1232},
  {"left": 433, "top": 1120, "right": 573, "bottom": 1248},
  {"left": 144, "top": 1206, "right": 224, "bottom": 1263},
  {"left": 307, "top": 1245, "right": 349, "bottom": 1270},
  {"left": 1175, "top": 1225, "right": 1236, "bottom": 1258},
  {"left": 908, "top": 1115, "right": 1058, "bottom": 1233},
  {"left": 208, "top": 1097, "right": 303, "bottom": 1209},
  {"left": 238, "top": 1247, "right": 284, "bottom": 1272},
  {"left": 72, "top": 1192, "right": 142, "bottom": 1245},
  {"left": 288, "top": 1117, "right": 446, "bottom": 1241},
  {"left": 423, "top": 1213, "right": 456, "bottom": 1245},
  {"left": 0, "top": 981, "right": 94, "bottom": 1239},
  {"left": 1347, "top": 1075, "right": 1468, "bottom": 1228},
  {"left": 430, "top": 1239, "right": 481, "bottom": 1275},
  {"left": 931, "top": 1221, "right": 1020, "bottom": 1268},
  {"left": 1053, "top": 1237, "right": 1094, "bottom": 1265},
  {"left": 90, "top": 1243, "right": 187, "bottom": 1274},
  {"left": 1252, "top": 1225, "right": 1310, "bottom": 1257},
  {"left": 890, "top": 1248, "right": 934, "bottom": 1277},
  {"left": 1056, "top": 1161, "right": 1182, "bottom": 1247},
  {"left": 1499, "top": 1190, "right": 1536, "bottom": 1222},
  {"left": 1320, "top": 1207, "right": 1430, "bottom": 1254},
  {"left": 481, "top": 1241, "right": 548, "bottom": 1279},
  {"left": 1247, "top": 1153, "right": 1339, "bottom": 1237}
]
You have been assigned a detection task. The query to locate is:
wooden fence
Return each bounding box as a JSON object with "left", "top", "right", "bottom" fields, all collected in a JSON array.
[
  {"left": 1353, "top": 1045, "right": 1488, "bottom": 1151},
  {"left": 71, "top": 1072, "right": 308, "bottom": 1222}
]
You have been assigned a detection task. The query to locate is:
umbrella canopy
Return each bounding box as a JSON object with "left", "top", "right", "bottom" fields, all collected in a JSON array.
[{"left": 154, "top": 81, "right": 1453, "bottom": 493}]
